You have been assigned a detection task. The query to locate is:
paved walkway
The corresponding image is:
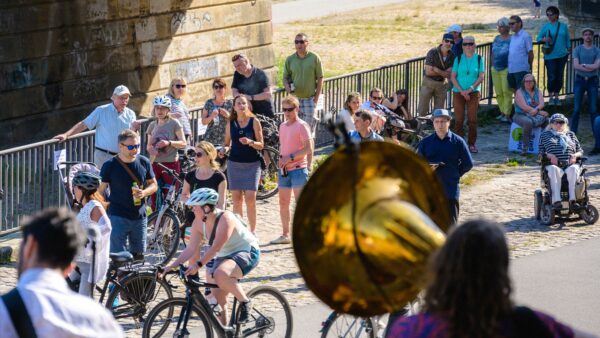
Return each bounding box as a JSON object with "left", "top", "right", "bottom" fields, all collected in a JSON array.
[{"left": 272, "top": 0, "right": 409, "bottom": 24}]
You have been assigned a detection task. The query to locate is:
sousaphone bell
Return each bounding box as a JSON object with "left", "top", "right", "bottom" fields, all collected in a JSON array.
[{"left": 293, "top": 141, "right": 450, "bottom": 317}]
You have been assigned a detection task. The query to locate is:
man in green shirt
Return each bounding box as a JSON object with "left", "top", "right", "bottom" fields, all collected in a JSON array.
[{"left": 283, "top": 33, "right": 324, "bottom": 168}]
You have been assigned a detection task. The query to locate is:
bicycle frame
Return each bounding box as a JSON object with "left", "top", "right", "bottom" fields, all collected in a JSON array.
[{"left": 150, "top": 163, "right": 185, "bottom": 243}]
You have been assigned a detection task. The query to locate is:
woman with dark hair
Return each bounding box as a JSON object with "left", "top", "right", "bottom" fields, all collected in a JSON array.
[
  {"left": 537, "top": 5, "right": 571, "bottom": 106},
  {"left": 337, "top": 92, "right": 362, "bottom": 132},
  {"left": 219, "top": 95, "right": 264, "bottom": 234},
  {"left": 202, "top": 78, "right": 233, "bottom": 145},
  {"left": 386, "top": 219, "right": 593, "bottom": 337},
  {"left": 391, "top": 89, "right": 417, "bottom": 129}
]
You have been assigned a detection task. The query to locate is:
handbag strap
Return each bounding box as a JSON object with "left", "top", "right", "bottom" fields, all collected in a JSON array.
[
  {"left": 1, "top": 288, "right": 38, "bottom": 338},
  {"left": 548, "top": 22, "right": 560, "bottom": 47},
  {"left": 115, "top": 156, "right": 143, "bottom": 187},
  {"left": 208, "top": 211, "right": 225, "bottom": 246}
]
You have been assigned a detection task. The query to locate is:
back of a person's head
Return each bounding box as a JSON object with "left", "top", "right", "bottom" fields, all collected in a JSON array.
[
  {"left": 424, "top": 219, "right": 513, "bottom": 338},
  {"left": 21, "top": 207, "right": 86, "bottom": 270}
]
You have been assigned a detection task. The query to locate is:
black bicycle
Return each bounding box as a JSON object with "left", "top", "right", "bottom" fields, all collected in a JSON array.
[
  {"left": 143, "top": 265, "right": 293, "bottom": 338},
  {"left": 68, "top": 251, "right": 173, "bottom": 330}
]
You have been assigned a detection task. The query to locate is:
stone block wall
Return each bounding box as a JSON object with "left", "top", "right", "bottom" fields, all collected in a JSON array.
[{"left": 0, "top": 0, "right": 275, "bottom": 149}]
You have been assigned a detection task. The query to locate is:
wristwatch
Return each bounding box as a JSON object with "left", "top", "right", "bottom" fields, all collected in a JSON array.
[
  {"left": 196, "top": 260, "right": 203, "bottom": 268},
  {"left": 290, "top": 153, "right": 295, "bottom": 161}
]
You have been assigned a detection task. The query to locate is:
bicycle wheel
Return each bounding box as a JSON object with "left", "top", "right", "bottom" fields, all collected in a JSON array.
[
  {"left": 257, "top": 146, "right": 279, "bottom": 201},
  {"left": 237, "top": 286, "right": 292, "bottom": 338},
  {"left": 146, "top": 209, "right": 181, "bottom": 265},
  {"left": 321, "top": 313, "right": 375, "bottom": 338},
  {"left": 105, "top": 272, "right": 173, "bottom": 331},
  {"left": 142, "top": 298, "right": 213, "bottom": 338}
]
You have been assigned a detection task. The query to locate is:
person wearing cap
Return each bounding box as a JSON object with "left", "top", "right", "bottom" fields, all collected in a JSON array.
[
  {"left": 507, "top": 15, "right": 533, "bottom": 91},
  {"left": 416, "top": 33, "right": 456, "bottom": 117},
  {"left": 146, "top": 95, "right": 187, "bottom": 210},
  {"left": 451, "top": 36, "right": 486, "bottom": 153},
  {"left": 231, "top": 53, "right": 275, "bottom": 119},
  {"left": 417, "top": 109, "right": 473, "bottom": 226},
  {"left": 491, "top": 17, "right": 512, "bottom": 123},
  {"left": 54, "top": 85, "right": 140, "bottom": 168},
  {"left": 571, "top": 28, "right": 600, "bottom": 146},
  {"left": 539, "top": 114, "right": 583, "bottom": 210},
  {"left": 447, "top": 24, "right": 463, "bottom": 57},
  {"left": 537, "top": 6, "right": 571, "bottom": 106},
  {"left": 348, "top": 110, "right": 384, "bottom": 142}
]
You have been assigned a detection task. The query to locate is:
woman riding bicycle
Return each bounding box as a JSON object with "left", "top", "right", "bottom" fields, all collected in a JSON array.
[
  {"left": 68, "top": 172, "right": 112, "bottom": 297},
  {"left": 163, "top": 188, "right": 260, "bottom": 324}
]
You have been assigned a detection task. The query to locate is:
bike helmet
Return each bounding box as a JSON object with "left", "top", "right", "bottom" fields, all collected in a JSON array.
[
  {"left": 186, "top": 188, "right": 219, "bottom": 207},
  {"left": 153, "top": 95, "right": 172, "bottom": 108},
  {"left": 72, "top": 172, "right": 101, "bottom": 191}
]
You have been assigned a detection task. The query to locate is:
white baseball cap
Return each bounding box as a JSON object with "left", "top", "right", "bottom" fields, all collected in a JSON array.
[
  {"left": 447, "top": 24, "right": 463, "bottom": 33},
  {"left": 112, "top": 85, "right": 131, "bottom": 97}
]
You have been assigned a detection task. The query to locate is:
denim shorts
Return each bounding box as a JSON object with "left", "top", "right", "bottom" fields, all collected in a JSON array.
[
  {"left": 278, "top": 168, "right": 309, "bottom": 189},
  {"left": 109, "top": 214, "right": 147, "bottom": 255},
  {"left": 208, "top": 246, "right": 260, "bottom": 277},
  {"left": 508, "top": 71, "right": 529, "bottom": 90}
]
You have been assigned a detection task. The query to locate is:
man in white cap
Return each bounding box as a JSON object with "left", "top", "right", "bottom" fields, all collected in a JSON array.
[
  {"left": 54, "top": 85, "right": 140, "bottom": 167},
  {"left": 417, "top": 109, "right": 473, "bottom": 226}
]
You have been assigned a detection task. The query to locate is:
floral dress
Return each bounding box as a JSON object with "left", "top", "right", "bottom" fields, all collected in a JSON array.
[{"left": 202, "top": 98, "right": 233, "bottom": 145}]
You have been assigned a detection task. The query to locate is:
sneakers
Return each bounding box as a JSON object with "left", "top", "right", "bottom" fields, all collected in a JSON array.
[
  {"left": 270, "top": 235, "right": 291, "bottom": 245},
  {"left": 469, "top": 145, "right": 478, "bottom": 154},
  {"left": 108, "top": 284, "right": 120, "bottom": 309},
  {"left": 553, "top": 201, "right": 563, "bottom": 210},
  {"left": 570, "top": 201, "right": 581, "bottom": 212},
  {"left": 238, "top": 300, "right": 253, "bottom": 323}
]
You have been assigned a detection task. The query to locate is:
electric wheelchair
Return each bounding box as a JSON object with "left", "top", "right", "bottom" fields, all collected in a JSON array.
[{"left": 534, "top": 156, "right": 598, "bottom": 225}]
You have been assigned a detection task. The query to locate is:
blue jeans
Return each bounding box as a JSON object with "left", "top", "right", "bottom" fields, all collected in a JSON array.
[
  {"left": 593, "top": 116, "right": 600, "bottom": 149},
  {"left": 544, "top": 55, "right": 568, "bottom": 94},
  {"left": 109, "top": 214, "right": 147, "bottom": 255},
  {"left": 571, "top": 75, "right": 599, "bottom": 134}
]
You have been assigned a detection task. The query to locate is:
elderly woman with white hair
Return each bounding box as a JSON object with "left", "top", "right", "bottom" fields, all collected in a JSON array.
[
  {"left": 539, "top": 113, "right": 584, "bottom": 210},
  {"left": 491, "top": 17, "right": 512, "bottom": 122}
]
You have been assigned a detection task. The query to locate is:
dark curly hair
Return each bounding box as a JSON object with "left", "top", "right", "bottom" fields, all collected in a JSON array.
[{"left": 423, "top": 219, "right": 513, "bottom": 338}]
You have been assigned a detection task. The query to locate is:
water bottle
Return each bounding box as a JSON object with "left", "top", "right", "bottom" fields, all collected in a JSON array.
[
  {"left": 132, "top": 182, "right": 142, "bottom": 206},
  {"left": 280, "top": 166, "right": 288, "bottom": 178},
  {"left": 213, "top": 108, "right": 220, "bottom": 124},
  {"left": 208, "top": 297, "right": 222, "bottom": 316}
]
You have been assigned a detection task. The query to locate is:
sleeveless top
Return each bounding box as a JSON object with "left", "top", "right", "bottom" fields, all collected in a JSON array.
[
  {"left": 203, "top": 211, "right": 259, "bottom": 257},
  {"left": 75, "top": 200, "right": 110, "bottom": 263},
  {"left": 229, "top": 117, "right": 260, "bottom": 163},
  {"left": 515, "top": 89, "right": 539, "bottom": 115}
]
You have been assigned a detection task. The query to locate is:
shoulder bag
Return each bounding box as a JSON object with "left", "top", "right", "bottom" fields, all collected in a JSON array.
[
  {"left": 542, "top": 22, "right": 560, "bottom": 55},
  {"left": 1, "top": 288, "right": 38, "bottom": 338}
]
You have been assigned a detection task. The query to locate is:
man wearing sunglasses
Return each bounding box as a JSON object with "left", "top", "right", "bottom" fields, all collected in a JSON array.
[
  {"left": 417, "top": 33, "right": 456, "bottom": 117},
  {"left": 54, "top": 85, "right": 140, "bottom": 168},
  {"left": 361, "top": 88, "right": 391, "bottom": 132},
  {"left": 231, "top": 54, "right": 275, "bottom": 119},
  {"left": 507, "top": 15, "right": 533, "bottom": 91},
  {"left": 99, "top": 129, "right": 157, "bottom": 259},
  {"left": 283, "top": 33, "right": 323, "bottom": 168}
]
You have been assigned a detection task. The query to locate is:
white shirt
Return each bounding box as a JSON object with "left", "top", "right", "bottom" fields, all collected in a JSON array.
[
  {"left": 0, "top": 268, "right": 124, "bottom": 338},
  {"left": 83, "top": 103, "right": 136, "bottom": 153},
  {"left": 508, "top": 29, "right": 533, "bottom": 73},
  {"left": 336, "top": 109, "right": 356, "bottom": 132}
]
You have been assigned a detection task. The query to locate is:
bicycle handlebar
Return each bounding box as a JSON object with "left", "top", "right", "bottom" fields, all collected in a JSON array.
[{"left": 156, "top": 162, "right": 184, "bottom": 183}]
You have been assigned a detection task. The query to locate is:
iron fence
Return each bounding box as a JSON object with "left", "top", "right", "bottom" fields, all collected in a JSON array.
[{"left": 1, "top": 35, "right": 598, "bottom": 235}]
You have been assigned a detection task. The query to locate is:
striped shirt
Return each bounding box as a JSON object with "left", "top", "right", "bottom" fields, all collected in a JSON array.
[{"left": 539, "top": 130, "right": 582, "bottom": 163}]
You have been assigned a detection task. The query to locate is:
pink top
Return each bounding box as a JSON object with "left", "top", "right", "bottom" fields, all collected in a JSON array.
[{"left": 279, "top": 119, "right": 311, "bottom": 170}]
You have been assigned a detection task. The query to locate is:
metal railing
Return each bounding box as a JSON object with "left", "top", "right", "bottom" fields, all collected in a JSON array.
[{"left": 1, "top": 35, "right": 598, "bottom": 235}]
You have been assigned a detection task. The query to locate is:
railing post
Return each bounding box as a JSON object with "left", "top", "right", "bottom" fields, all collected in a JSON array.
[{"left": 487, "top": 45, "right": 493, "bottom": 105}]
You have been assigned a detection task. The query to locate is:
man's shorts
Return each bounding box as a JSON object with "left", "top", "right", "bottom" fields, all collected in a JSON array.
[
  {"left": 298, "top": 97, "right": 318, "bottom": 136},
  {"left": 208, "top": 246, "right": 260, "bottom": 277},
  {"left": 508, "top": 71, "right": 530, "bottom": 90},
  {"left": 278, "top": 167, "right": 309, "bottom": 189}
]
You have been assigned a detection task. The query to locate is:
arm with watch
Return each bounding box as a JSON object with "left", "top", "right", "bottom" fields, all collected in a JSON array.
[{"left": 280, "top": 138, "right": 312, "bottom": 168}]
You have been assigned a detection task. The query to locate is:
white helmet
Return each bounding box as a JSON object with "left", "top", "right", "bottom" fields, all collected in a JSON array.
[
  {"left": 186, "top": 188, "right": 219, "bottom": 207},
  {"left": 153, "top": 95, "right": 172, "bottom": 108}
]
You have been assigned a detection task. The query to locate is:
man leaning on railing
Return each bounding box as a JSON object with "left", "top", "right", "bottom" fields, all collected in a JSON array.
[{"left": 53, "top": 85, "right": 141, "bottom": 168}]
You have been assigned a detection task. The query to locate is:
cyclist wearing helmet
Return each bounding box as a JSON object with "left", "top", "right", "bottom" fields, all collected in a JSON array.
[
  {"left": 163, "top": 188, "right": 260, "bottom": 324},
  {"left": 146, "top": 95, "right": 187, "bottom": 210},
  {"left": 68, "top": 171, "right": 112, "bottom": 297}
]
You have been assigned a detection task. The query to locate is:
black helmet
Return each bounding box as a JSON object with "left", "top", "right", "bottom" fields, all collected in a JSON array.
[{"left": 72, "top": 172, "right": 101, "bottom": 191}]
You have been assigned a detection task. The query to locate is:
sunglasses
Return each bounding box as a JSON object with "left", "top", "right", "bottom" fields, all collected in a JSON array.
[
  {"left": 546, "top": 13, "right": 556, "bottom": 17},
  {"left": 294, "top": 40, "right": 307, "bottom": 44},
  {"left": 121, "top": 143, "right": 140, "bottom": 150},
  {"left": 174, "top": 84, "right": 186, "bottom": 89},
  {"left": 213, "top": 85, "right": 225, "bottom": 89},
  {"left": 195, "top": 152, "right": 204, "bottom": 158},
  {"left": 463, "top": 42, "right": 475, "bottom": 46},
  {"left": 371, "top": 96, "right": 383, "bottom": 100},
  {"left": 509, "top": 22, "right": 517, "bottom": 25},
  {"left": 553, "top": 121, "right": 566, "bottom": 124},
  {"left": 282, "top": 107, "right": 295, "bottom": 112},
  {"left": 444, "top": 39, "right": 454, "bottom": 44}
]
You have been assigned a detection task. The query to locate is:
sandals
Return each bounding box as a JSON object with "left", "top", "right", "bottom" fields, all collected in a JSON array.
[{"left": 469, "top": 145, "right": 478, "bottom": 154}]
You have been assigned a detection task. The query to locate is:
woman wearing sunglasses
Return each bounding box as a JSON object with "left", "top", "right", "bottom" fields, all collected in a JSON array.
[
  {"left": 219, "top": 96, "right": 264, "bottom": 234},
  {"left": 202, "top": 78, "right": 232, "bottom": 146},
  {"left": 146, "top": 95, "right": 187, "bottom": 210},
  {"left": 514, "top": 74, "right": 548, "bottom": 155},
  {"left": 167, "top": 77, "right": 192, "bottom": 144}
]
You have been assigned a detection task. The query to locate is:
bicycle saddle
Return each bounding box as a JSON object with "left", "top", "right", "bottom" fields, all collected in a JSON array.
[{"left": 110, "top": 251, "right": 134, "bottom": 263}]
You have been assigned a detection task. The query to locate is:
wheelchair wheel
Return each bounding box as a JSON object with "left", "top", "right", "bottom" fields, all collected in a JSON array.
[
  {"left": 534, "top": 190, "right": 543, "bottom": 220},
  {"left": 540, "top": 204, "right": 555, "bottom": 226},
  {"left": 580, "top": 205, "right": 599, "bottom": 225}
]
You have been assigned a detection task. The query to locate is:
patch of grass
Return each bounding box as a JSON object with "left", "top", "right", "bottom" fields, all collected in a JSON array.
[
  {"left": 466, "top": 23, "right": 488, "bottom": 30},
  {"left": 506, "top": 157, "right": 524, "bottom": 167},
  {"left": 452, "top": 5, "right": 460, "bottom": 10}
]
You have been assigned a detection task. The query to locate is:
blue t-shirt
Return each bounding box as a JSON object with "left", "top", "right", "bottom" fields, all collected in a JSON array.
[
  {"left": 100, "top": 155, "right": 154, "bottom": 220},
  {"left": 417, "top": 131, "right": 473, "bottom": 199},
  {"left": 83, "top": 103, "right": 136, "bottom": 153},
  {"left": 452, "top": 54, "right": 485, "bottom": 92},
  {"left": 348, "top": 130, "right": 384, "bottom": 142},
  {"left": 492, "top": 35, "right": 511, "bottom": 71},
  {"left": 537, "top": 21, "right": 570, "bottom": 60},
  {"left": 573, "top": 45, "right": 600, "bottom": 77}
]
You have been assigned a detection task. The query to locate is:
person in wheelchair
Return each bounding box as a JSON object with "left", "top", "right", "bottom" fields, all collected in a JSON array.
[{"left": 539, "top": 113, "right": 584, "bottom": 210}]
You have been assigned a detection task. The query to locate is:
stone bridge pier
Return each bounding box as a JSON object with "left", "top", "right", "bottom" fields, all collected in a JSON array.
[
  {"left": 559, "top": 0, "right": 600, "bottom": 37},
  {"left": 0, "top": 0, "right": 275, "bottom": 149}
]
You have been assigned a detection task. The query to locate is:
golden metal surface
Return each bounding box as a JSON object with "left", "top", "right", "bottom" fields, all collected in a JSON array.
[{"left": 293, "top": 141, "right": 449, "bottom": 316}]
